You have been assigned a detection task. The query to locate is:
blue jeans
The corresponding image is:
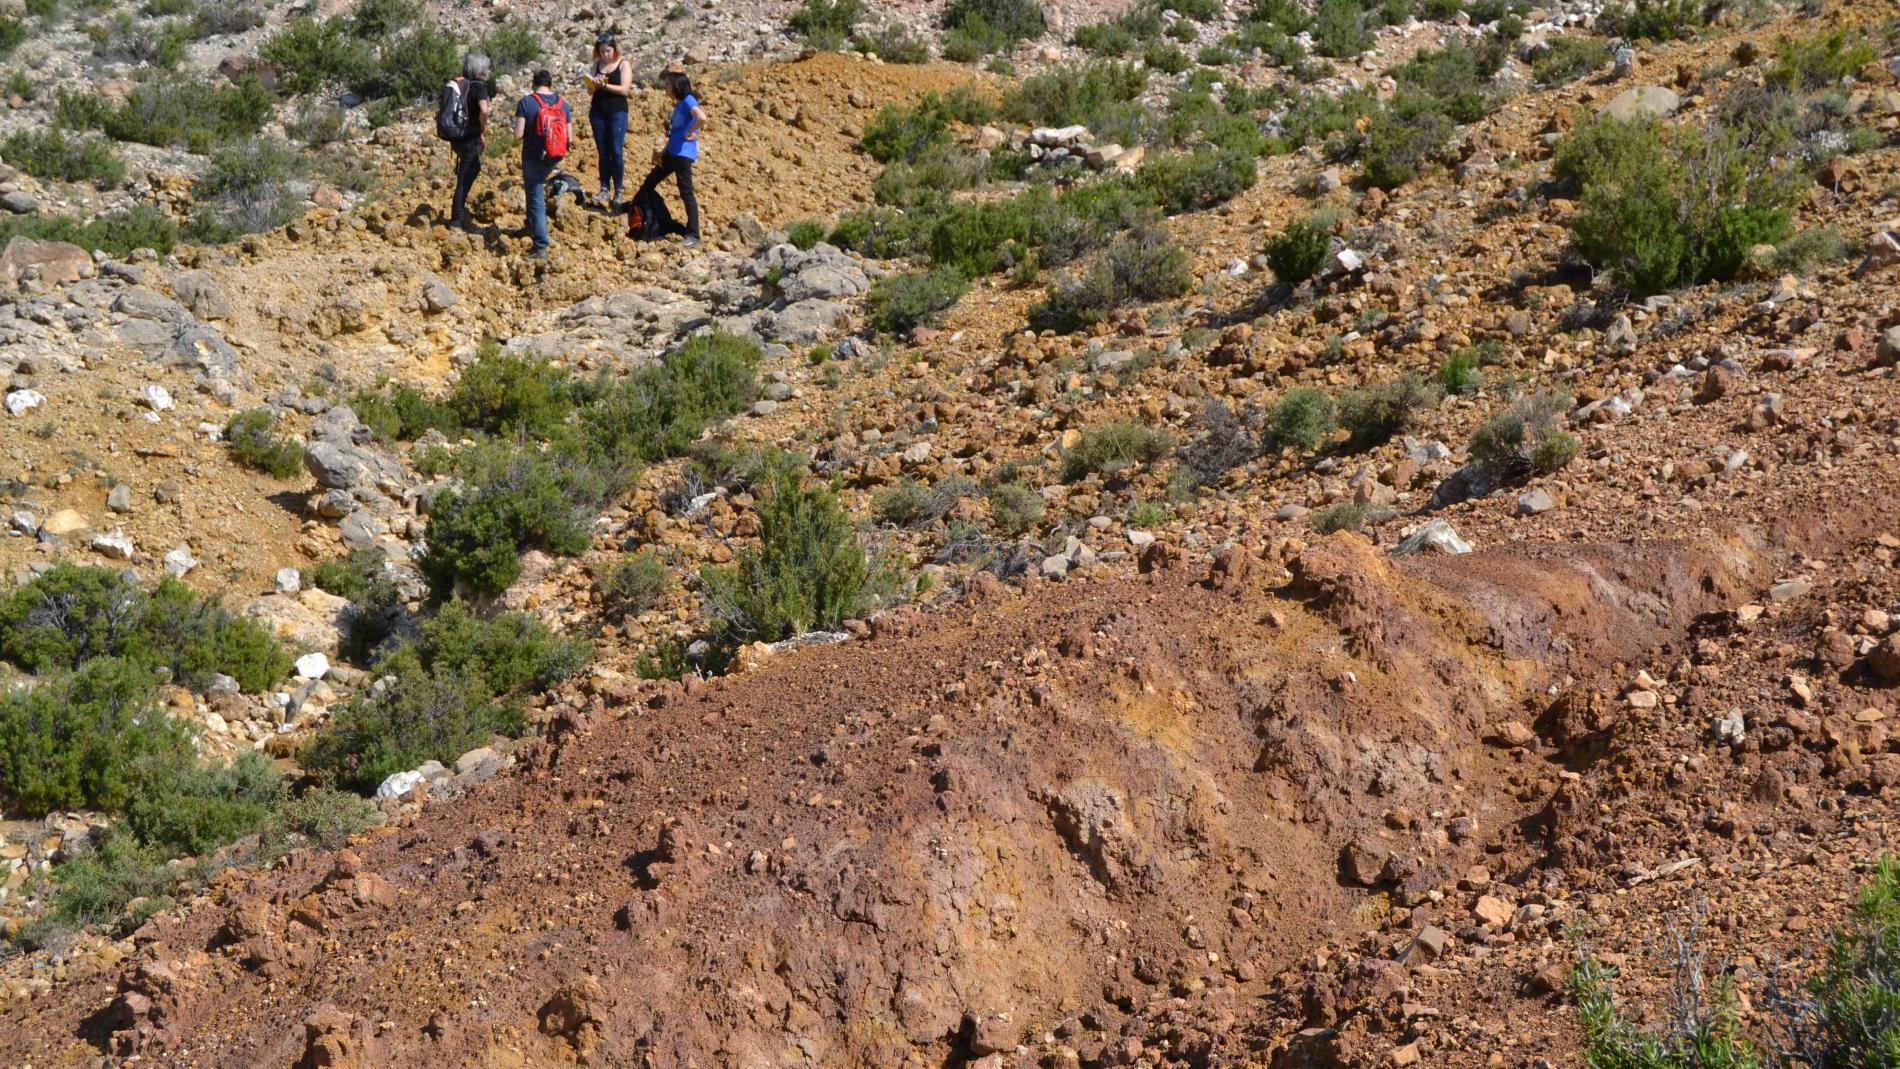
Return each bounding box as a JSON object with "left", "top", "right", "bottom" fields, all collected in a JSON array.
[
  {"left": 522, "top": 154, "right": 553, "bottom": 252},
  {"left": 590, "top": 110, "right": 627, "bottom": 197}
]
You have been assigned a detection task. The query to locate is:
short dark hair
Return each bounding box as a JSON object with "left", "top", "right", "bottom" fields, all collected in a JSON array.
[
  {"left": 663, "top": 70, "right": 693, "bottom": 100},
  {"left": 532, "top": 69, "right": 553, "bottom": 88}
]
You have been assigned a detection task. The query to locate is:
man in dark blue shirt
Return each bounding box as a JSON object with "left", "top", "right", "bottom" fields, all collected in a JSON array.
[{"left": 512, "top": 69, "right": 572, "bottom": 260}]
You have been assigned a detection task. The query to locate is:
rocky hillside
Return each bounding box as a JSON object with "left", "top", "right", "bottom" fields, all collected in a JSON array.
[{"left": 1, "top": 0, "right": 1899, "bottom": 1065}]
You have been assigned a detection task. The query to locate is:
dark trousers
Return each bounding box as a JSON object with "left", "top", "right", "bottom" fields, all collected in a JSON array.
[
  {"left": 637, "top": 153, "right": 699, "bottom": 239},
  {"left": 450, "top": 139, "right": 482, "bottom": 224},
  {"left": 590, "top": 110, "right": 628, "bottom": 197}
]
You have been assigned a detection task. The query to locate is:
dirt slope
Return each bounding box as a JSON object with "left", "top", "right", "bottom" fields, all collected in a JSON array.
[{"left": 0, "top": 501, "right": 1837, "bottom": 1067}]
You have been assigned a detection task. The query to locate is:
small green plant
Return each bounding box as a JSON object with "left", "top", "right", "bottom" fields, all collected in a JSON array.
[
  {"left": 874, "top": 476, "right": 973, "bottom": 527},
  {"left": 480, "top": 21, "right": 541, "bottom": 73},
  {"left": 303, "top": 600, "right": 589, "bottom": 793},
  {"left": 1266, "top": 215, "right": 1332, "bottom": 284},
  {"left": 1311, "top": 0, "right": 1371, "bottom": 57},
  {"left": 788, "top": 0, "right": 864, "bottom": 50},
  {"left": 785, "top": 219, "right": 827, "bottom": 249},
  {"left": 448, "top": 342, "right": 575, "bottom": 438},
  {"left": 188, "top": 136, "right": 305, "bottom": 238},
  {"left": 0, "top": 128, "right": 125, "bottom": 187},
  {"left": 1136, "top": 147, "right": 1257, "bottom": 214},
  {"left": 1598, "top": 0, "right": 1703, "bottom": 42},
  {"left": 225, "top": 407, "right": 306, "bottom": 479},
  {"left": 16, "top": 833, "right": 180, "bottom": 944},
  {"left": 1359, "top": 103, "right": 1453, "bottom": 190},
  {"left": 1310, "top": 502, "right": 1366, "bottom": 534},
  {"left": 0, "top": 657, "right": 192, "bottom": 815},
  {"left": 856, "top": 23, "right": 930, "bottom": 63},
  {"left": 1336, "top": 372, "right": 1442, "bottom": 451},
  {"left": 940, "top": 0, "right": 1044, "bottom": 59},
  {"left": 1438, "top": 342, "right": 1498, "bottom": 394},
  {"left": 1269, "top": 387, "right": 1338, "bottom": 454},
  {"left": 867, "top": 267, "right": 969, "bottom": 335},
  {"left": 987, "top": 482, "right": 1044, "bottom": 535},
  {"left": 699, "top": 453, "right": 879, "bottom": 643},
  {"left": 0, "top": 206, "right": 179, "bottom": 258},
  {"left": 593, "top": 549, "right": 669, "bottom": 618},
  {"left": 1128, "top": 501, "right": 1168, "bottom": 527},
  {"left": 1769, "top": 227, "right": 1847, "bottom": 274},
  {"left": 1469, "top": 389, "right": 1576, "bottom": 487},
  {"left": 78, "top": 72, "right": 275, "bottom": 152},
  {"left": 1533, "top": 35, "right": 1612, "bottom": 85},
  {"left": 1030, "top": 228, "right": 1191, "bottom": 334},
  {"left": 1062, "top": 421, "right": 1173, "bottom": 481},
  {"left": 1767, "top": 29, "right": 1874, "bottom": 92}
]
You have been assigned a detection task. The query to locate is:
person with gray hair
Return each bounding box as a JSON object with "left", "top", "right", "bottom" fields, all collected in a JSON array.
[{"left": 439, "top": 51, "right": 493, "bottom": 229}]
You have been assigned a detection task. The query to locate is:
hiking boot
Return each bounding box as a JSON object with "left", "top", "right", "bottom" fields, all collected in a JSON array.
[
  {"left": 529, "top": 246, "right": 550, "bottom": 261},
  {"left": 680, "top": 236, "right": 699, "bottom": 248}
]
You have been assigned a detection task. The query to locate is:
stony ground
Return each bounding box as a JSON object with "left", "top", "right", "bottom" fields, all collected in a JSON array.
[{"left": 1, "top": 0, "right": 1899, "bottom": 1065}]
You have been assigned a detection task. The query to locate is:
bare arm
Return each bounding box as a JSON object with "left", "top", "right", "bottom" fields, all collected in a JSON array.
[
  {"left": 513, "top": 112, "right": 526, "bottom": 139},
  {"left": 600, "top": 59, "right": 634, "bottom": 97},
  {"left": 684, "top": 104, "right": 705, "bottom": 140}
]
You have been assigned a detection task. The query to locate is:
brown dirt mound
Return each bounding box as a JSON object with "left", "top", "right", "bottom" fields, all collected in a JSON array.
[{"left": 0, "top": 521, "right": 1791, "bottom": 1068}]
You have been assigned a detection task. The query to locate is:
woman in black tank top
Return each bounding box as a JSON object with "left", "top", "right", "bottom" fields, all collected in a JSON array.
[{"left": 585, "top": 33, "right": 632, "bottom": 206}]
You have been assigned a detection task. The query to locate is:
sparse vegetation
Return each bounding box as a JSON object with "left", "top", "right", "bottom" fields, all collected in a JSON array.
[
  {"left": 1469, "top": 390, "right": 1577, "bottom": 486},
  {"left": 788, "top": 0, "right": 865, "bottom": 51},
  {"left": 1599, "top": 0, "right": 1703, "bottom": 43},
  {"left": 225, "top": 407, "right": 306, "bottom": 479},
  {"left": 1269, "top": 387, "right": 1338, "bottom": 454},
  {"left": 1533, "top": 36, "right": 1612, "bottom": 86},
  {"left": 593, "top": 550, "right": 670, "bottom": 618},
  {"left": 874, "top": 476, "right": 973, "bottom": 527},
  {"left": 785, "top": 219, "right": 827, "bottom": 249},
  {"left": 1062, "top": 421, "right": 1173, "bottom": 481},
  {"left": 1336, "top": 372, "right": 1442, "bottom": 451},
  {"left": 1029, "top": 228, "right": 1191, "bottom": 333},
  {"left": 940, "top": 0, "right": 1044, "bottom": 61},
  {"left": 987, "top": 482, "right": 1045, "bottom": 535},
  {"left": 867, "top": 267, "right": 970, "bottom": 336},
  {"left": 1266, "top": 215, "right": 1332, "bottom": 284},
  {"left": 1310, "top": 502, "right": 1366, "bottom": 534},
  {"left": 0, "top": 128, "right": 125, "bottom": 187}
]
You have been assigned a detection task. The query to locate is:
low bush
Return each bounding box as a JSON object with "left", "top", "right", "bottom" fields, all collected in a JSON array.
[
  {"left": 351, "top": 381, "right": 460, "bottom": 441},
  {"left": 828, "top": 206, "right": 923, "bottom": 259},
  {"left": 1532, "top": 35, "right": 1612, "bottom": 85},
  {"left": 85, "top": 73, "right": 274, "bottom": 152},
  {"left": 1136, "top": 147, "right": 1257, "bottom": 214},
  {"left": 188, "top": 137, "right": 304, "bottom": 238},
  {"left": 303, "top": 600, "right": 589, "bottom": 793},
  {"left": 0, "top": 562, "right": 290, "bottom": 692},
  {"left": 0, "top": 657, "right": 191, "bottom": 815},
  {"left": 999, "top": 60, "right": 1146, "bottom": 130},
  {"left": 1311, "top": 0, "right": 1372, "bottom": 58},
  {"left": 0, "top": 18, "right": 27, "bottom": 55},
  {"left": 857, "top": 24, "right": 929, "bottom": 63},
  {"left": 447, "top": 343, "right": 575, "bottom": 438},
  {"left": 1359, "top": 102, "right": 1453, "bottom": 190},
  {"left": 0, "top": 206, "right": 180, "bottom": 258},
  {"left": 1437, "top": 342, "right": 1495, "bottom": 394},
  {"left": 19, "top": 833, "right": 179, "bottom": 942},
  {"left": 1767, "top": 28, "right": 1874, "bottom": 92},
  {"left": 225, "top": 407, "right": 305, "bottom": 479},
  {"left": 122, "top": 750, "right": 283, "bottom": 858},
  {"left": 1062, "top": 421, "right": 1173, "bottom": 481},
  {"left": 1389, "top": 40, "right": 1505, "bottom": 125},
  {"left": 940, "top": 0, "right": 1044, "bottom": 58},
  {"left": 1336, "top": 372, "right": 1442, "bottom": 450},
  {"left": 1310, "top": 502, "right": 1365, "bottom": 534},
  {"left": 700, "top": 453, "right": 878, "bottom": 643},
  {"left": 785, "top": 219, "right": 827, "bottom": 249},
  {"left": 867, "top": 266, "right": 969, "bottom": 335},
  {"left": 480, "top": 22, "right": 541, "bottom": 73},
  {"left": 1558, "top": 114, "right": 1802, "bottom": 295},
  {"left": 1769, "top": 227, "right": 1847, "bottom": 274},
  {"left": 1279, "top": 86, "right": 1379, "bottom": 151},
  {"left": 261, "top": 0, "right": 454, "bottom": 104},
  {"left": 1269, "top": 386, "right": 1338, "bottom": 453},
  {"left": 861, "top": 89, "right": 993, "bottom": 164},
  {"left": 1030, "top": 227, "right": 1190, "bottom": 333},
  {"left": 1266, "top": 215, "right": 1332, "bottom": 284},
  {"left": 1174, "top": 399, "right": 1261, "bottom": 491},
  {"left": 987, "top": 482, "right": 1045, "bottom": 535},
  {"left": 1468, "top": 390, "right": 1576, "bottom": 487},
  {"left": 874, "top": 476, "right": 973, "bottom": 527},
  {"left": 418, "top": 442, "right": 622, "bottom": 600},
  {"left": 789, "top": 0, "right": 864, "bottom": 50},
  {"left": 593, "top": 549, "right": 669, "bottom": 618},
  {"left": 0, "top": 128, "right": 124, "bottom": 187},
  {"left": 1598, "top": 0, "right": 1702, "bottom": 43},
  {"left": 873, "top": 144, "right": 988, "bottom": 210},
  {"left": 1777, "top": 856, "right": 1900, "bottom": 1063},
  {"left": 310, "top": 549, "right": 402, "bottom": 659}
]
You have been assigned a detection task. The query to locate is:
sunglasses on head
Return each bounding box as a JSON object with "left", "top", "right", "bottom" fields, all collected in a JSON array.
[{"left": 596, "top": 33, "right": 616, "bottom": 45}]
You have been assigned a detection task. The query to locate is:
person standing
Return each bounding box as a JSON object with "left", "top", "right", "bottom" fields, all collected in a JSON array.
[
  {"left": 582, "top": 33, "right": 631, "bottom": 209},
  {"left": 442, "top": 53, "right": 492, "bottom": 229},
  {"left": 513, "top": 69, "right": 571, "bottom": 260},
  {"left": 633, "top": 67, "right": 704, "bottom": 247}
]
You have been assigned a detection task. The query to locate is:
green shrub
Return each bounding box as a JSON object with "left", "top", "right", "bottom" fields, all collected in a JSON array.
[
  {"left": 20, "top": 833, "right": 180, "bottom": 943},
  {"left": 1769, "top": 227, "right": 1848, "bottom": 274},
  {"left": 873, "top": 144, "right": 988, "bottom": 209},
  {"left": 1360, "top": 102, "right": 1453, "bottom": 189},
  {"left": 89, "top": 73, "right": 274, "bottom": 152},
  {"left": 303, "top": 600, "right": 588, "bottom": 793},
  {"left": 1311, "top": 0, "right": 1371, "bottom": 57},
  {"left": 1390, "top": 40, "right": 1505, "bottom": 124},
  {"left": 700, "top": 454, "right": 876, "bottom": 643},
  {"left": 310, "top": 549, "right": 402, "bottom": 660},
  {"left": 1336, "top": 372, "right": 1442, "bottom": 450},
  {"left": 0, "top": 18, "right": 27, "bottom": 55},
  {"left": 189, "top": 136, "right": 304, "bottom": 238},
  {"left": 1269, "top": 387, "right": 1338, "bottom": 453},
  {"left": 0, "top": 657, "right": 192, "bottom": 815},
  {"left": 1769, "top": 29, "right": 1874, "bottom": 92},
  {"left": 0, "top": 563, "right": 290, "bottom": 692},
  {"left": 575, "top": 330, "right": 762, "bottom": 466},
  {"left": 785, "top": 219, "right": 827, "bottom": 249},
  {"left": 940, "top": 0, "right": 1044, "bottom": 57},
  {"left": 0, "top": 207, "right": 179, "bottom": 259},
  {"left": 448, "top": 343, "right": 575, "bottom": 437},
  {"left": 480, "top": 21, "right": 541, "bottom": 73},
  {"left": 1030, "top": 228, "right": 1190, "bottom": 333},
  {"left": 874, "top": 476, "right": 973, "bottom": 527},
  {"left": 1266, "top": 216, "right": 1332, "bottom": 284},
  {"left": 1782, "top": 856, "right": 1900, "bottom": 1063},
  {"left": 1137, "top": 147, "right": 1257, "bottom": 214},
  {"left": 1145, "top": 40, "right": 1190, "bottom": 73},
  {"left": 1533, "top": 35, "right": 1612, "bottom": 86},
  {"left": 987, "top": 482, "right": 1045, "bottom": 535},
  {"left": 122, "top": 750, "right": 283, "bottom": 857},
  {"left": 1310, "top": 502, "right": 1365, "bottom": 534},
  {"left": 856, "top": 23, "right": 929, "bottom": 63},
  {"left": 351, "top": 381, "right": 460, "bottom": 441},
  {"left": 1599, "top": 0, "right": 1702, "bottom": 43},
  {"left": 594, "top": 549, "right": 669, "bottom": 617},
  {"left": 1469, "top": 390, "right": 1575, "bottom": 486},
  {"left": 861, "top": 89, "right": 992, "bottom": 164},
  {"left": 260, "top": 16, "right": 372, "bottom": 93},
  {"left": 1559, "top": 114, "right": 1802, "bottom": 295},
  {"left": 268, "top": 786, "right": 378, "bottom": 849},
  {"left": 867, "top": 267, "right": 969, "bottom": 335},
  {"left": 261, "top": 1, "right": 453, "bottom": 103},
  {"left": 1571, "top": 955, "right": 1761, "bottom": 1068},
  {"left": 418, "top": 442, "right": 621, "bottom": 600},
  {"left": 1437, "top": 345, "right": 1490, "bottom": 394},
  {"left": 789, "top": 0, "right": 864, "bottom": 50},
  {"left": 999, "top": 60, "right": 1147, "bottom": 129},
  {"left": 828, "top": 206, "right": 923, "bottom": 259},
  {"left": 225, "top": 407, "right": 305, "bottom": 479},
  {"left": 1062, "top": 421, "right": 1173, "bottom": 481},
  {"left": 1280, "top": 85, "right": 1379, "bottom": 150},
  {"left": 0, "top": 128, "right": 125, "bottom": 187}
]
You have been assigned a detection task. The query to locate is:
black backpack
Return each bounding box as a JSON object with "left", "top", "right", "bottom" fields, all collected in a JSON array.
[
  {"left": 628, "top": 186, "right": 674, "bottom": 241},
  {"left": 435, "top": 78, "right": 469, "bottom": 142}
]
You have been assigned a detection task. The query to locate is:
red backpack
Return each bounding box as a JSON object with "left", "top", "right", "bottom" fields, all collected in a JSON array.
[{"left": 533, "top": 94, "right": 569, "bottom": 161}]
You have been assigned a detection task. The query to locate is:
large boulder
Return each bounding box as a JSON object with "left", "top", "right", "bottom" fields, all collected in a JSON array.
[
  {"left": 1599, "top": 86, "right": 1681, "bottom": 122},
  {"left": 0, "top": 238, "right": 92, "bottom": 286},
  {"left": 171, "top": 271, "right": 232, "bottom": 320}
]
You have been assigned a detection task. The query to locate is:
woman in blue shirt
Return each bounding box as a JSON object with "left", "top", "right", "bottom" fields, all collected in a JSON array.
[{"left": 633, "top": 67, "right": 704, "bottom": 246}]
